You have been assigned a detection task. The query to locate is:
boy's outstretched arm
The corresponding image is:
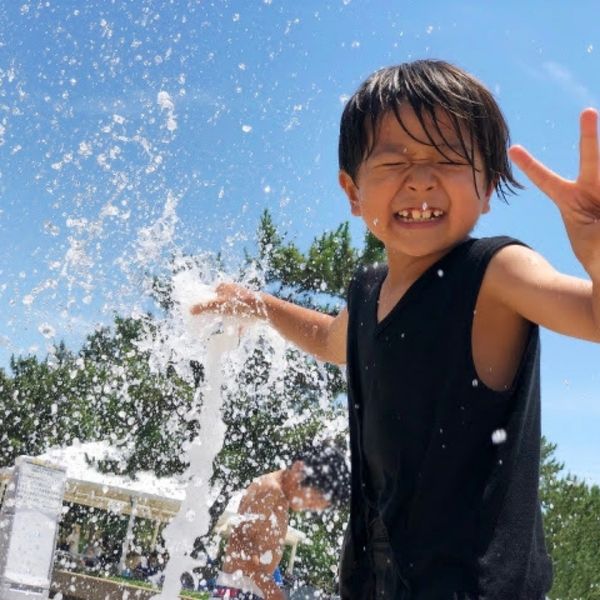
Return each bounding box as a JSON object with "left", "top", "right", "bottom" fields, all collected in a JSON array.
[
  {"left": 498, "top": 108, "right": 600, "bottom": 340},
  {"left": 190, "top": 283, "right": 348, "bottom": 365}
]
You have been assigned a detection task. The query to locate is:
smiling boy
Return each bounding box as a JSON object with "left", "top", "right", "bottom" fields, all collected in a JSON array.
[{"left": 193, "top": 60, "right": 600, "bottom": 598}]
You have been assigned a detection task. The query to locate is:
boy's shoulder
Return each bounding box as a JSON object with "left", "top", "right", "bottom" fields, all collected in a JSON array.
[
  {"left": 347, "top": 260, "right": 387, "bottom": 296},
  {"left": 446, "top": 235, "right": 533, "bottom": 276},
  {"left": 473, "top": 239, "right": 598, "bottom": 343},
  {"left": 454, "top": 236, "right": 541, "bottom": 298},
  {"left": 350, "top": 260, "right": 388, "bottom": 282},
  {"left": 478, "top": 240, "right": 545, "bottom": 292}
]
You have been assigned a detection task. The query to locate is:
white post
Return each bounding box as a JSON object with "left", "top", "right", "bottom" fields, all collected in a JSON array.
[
  {"left": 0, "top": 480, "right": 7, "bottom": 508},
  {"left": 150, "top": 520, "right": 161, "bottom": 550},
  {"left": 0, "top": 458, "right": 67, "bottom": 600},
  {"left": 118, "top": 496, "right": 138, "bottom": 574},
  {"left": 286, "top": 541, "right": 298, "bottom": 577}
]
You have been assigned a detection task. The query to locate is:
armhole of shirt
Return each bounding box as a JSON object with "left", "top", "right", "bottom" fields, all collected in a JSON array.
[{"left": 460, "top": 236, "right": 533, "bottom": 394}]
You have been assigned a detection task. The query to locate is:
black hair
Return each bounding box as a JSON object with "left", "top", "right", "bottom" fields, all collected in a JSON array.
[
  {"left": 338, "top": 59, "right": 522, "bottom": 201},
  {"left": 293, "top": 439, "right": 350, "bottom": 507}
]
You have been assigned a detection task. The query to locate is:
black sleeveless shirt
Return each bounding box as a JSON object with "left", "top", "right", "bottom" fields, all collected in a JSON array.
[{"left": 340, "top": 237, "right": 553, "bottom": 599}]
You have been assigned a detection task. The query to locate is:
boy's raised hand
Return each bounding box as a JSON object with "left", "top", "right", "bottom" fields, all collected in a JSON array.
[
  {"left": 190, "top": 282, "right": 266, "bottom": 319},
  {"left": 509, "top": 108, "right": 600, "bottom": 276}
]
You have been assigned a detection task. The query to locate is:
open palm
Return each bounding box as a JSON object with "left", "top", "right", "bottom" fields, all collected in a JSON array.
[{"left": 509, "top": 108, "right": 600, "bottom": 271}]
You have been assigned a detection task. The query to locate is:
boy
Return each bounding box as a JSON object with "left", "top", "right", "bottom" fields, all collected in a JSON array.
[
  {"left": 213, "top": 441, "right": 349, "bottom": 600},
  {"left": 193, "top": 60, "right": 600, "bottom": 598}
]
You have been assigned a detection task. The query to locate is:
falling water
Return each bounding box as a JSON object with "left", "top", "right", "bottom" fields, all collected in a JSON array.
[{"left": 152, "top": 307, "right": 246, "bottom": 599}]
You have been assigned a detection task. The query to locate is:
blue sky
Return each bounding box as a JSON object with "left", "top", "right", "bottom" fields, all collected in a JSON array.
[{"left": 0, "top": 0, "right": 599, "bottom": 482}]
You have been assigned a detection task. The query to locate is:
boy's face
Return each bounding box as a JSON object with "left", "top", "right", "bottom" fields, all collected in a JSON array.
[
  {"left": 287, "top": 460, "right": 331, "bottom": 512},
  {"left": 289, "top": 485, "right": 331, "bottom": 512},
  {"left": 339, "top": 104, "right": 492, "bottom": 259}
]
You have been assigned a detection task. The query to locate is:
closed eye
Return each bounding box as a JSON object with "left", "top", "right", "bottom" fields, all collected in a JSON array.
[{"left": 437, "top": 161, "right": 482, "bottom": 173}]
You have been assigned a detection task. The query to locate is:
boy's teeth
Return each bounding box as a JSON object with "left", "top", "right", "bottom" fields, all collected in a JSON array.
[{"left": 397, "top": 208, "right": 444, "bottom": 221}]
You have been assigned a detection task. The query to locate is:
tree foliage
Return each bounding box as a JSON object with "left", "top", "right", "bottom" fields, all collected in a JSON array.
[
  {"left": 256, "top": 209, "right": 384, "bottom": 311},
  {"left": 540, "top": 437, "right": 600, "bottom": 598}
]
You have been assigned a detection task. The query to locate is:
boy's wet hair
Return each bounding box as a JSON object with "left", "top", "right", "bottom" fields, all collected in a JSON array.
[
  {"left": 338, "top": 59, "right": 522, "bottom": 201},
  {"left": 293, "top": 439, "right": 350, "bottom": 507}
]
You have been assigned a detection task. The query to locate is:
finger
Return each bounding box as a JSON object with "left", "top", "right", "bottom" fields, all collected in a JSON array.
[
  {"left": 508, "top": 144, "right": 569, "bottom": 201},
  {"left": 190, "top": 304, "right": 205, "bottom": 315},
  {"left": 579, "top": 108, "right": 599, "bottom": 184},
  {"left": 190, "top": 300, "right": 223, "bottom": 315}
]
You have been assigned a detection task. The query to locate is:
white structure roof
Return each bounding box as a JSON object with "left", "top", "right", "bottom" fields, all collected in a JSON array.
[{"left": 0, "top": 441, "right": 307, "bottom": 547}]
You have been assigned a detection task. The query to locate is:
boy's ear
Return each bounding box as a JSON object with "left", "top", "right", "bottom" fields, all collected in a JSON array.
[
  {"left": 481, "top": 193, "right": 491, "bottom": 214},
  {"left": 339, "top": 170, "right": 362, "bottom": 216},
  {"left": 481, "top": 179, "right": 495, "bottom": 214},
  {"left": 291, "top": 460, "right": 306, "bottom": 482}
]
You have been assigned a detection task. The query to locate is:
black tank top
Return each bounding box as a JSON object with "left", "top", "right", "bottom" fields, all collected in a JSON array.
[{"left": 340, "top": 237, "right": 553, "bottom": 599}]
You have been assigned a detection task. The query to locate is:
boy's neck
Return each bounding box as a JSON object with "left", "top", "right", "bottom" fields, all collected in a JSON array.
[{"left": 384, "top": 246, "right": 453, "bottom": 287}]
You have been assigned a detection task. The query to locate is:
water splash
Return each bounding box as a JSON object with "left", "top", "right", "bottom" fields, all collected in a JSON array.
[{"left": 153, "top": 314, "right": 244, "bottom": 599}]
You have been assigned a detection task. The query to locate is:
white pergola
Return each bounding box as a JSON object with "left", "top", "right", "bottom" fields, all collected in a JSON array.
[{"left": 0, "top": 441, "right": 307, "bottom": 575}]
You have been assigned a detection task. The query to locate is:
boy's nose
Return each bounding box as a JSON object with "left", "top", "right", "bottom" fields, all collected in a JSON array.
[{"left": 406, "top": 164, "right": 437, "bottom": 192}]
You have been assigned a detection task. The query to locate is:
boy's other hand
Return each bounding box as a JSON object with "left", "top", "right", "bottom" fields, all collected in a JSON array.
[
  {"left": 509, "top": 108, "right": 600, "bottom": 276},
  {"left": 190, "top": 282, "right": 267, "bottom": 319}
]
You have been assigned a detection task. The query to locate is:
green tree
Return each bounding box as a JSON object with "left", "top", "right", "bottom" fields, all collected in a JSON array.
[
  {"left": 540, "top": 437, "right": 600, "bottom": 598},
  {"left": 256, "top": 208, "right": 384, "bottom": 310}
]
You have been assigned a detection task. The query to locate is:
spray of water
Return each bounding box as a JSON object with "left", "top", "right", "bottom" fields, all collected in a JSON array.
[{"left": 153, "top": 311, "right": 243, "bottom": 598}]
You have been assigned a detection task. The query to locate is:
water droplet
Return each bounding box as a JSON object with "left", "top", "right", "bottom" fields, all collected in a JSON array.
[
  {"left": 38, "top": 323, "right": 56, "bottom": 338},
  {"left": 491, "top": 429, "right": 507, "bottom": 444}
]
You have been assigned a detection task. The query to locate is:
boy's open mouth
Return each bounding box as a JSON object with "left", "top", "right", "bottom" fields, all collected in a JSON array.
[{"left": 395, "top": 208, "right": 445, "bottom": 222}]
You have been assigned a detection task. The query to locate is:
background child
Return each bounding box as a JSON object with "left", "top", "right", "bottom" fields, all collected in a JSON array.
[
  {"left": 214, "top": 441, "right": 349, "bottom": 600},
  {"left": 193, "top": 60, "right": 600, "bottom": 599}
]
